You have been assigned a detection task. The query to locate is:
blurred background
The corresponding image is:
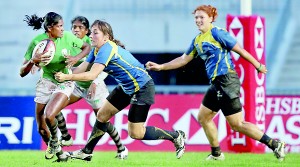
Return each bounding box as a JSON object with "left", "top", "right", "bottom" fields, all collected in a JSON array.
[{"left": 0, "top": 0, "right": 299, "bottom": 96}]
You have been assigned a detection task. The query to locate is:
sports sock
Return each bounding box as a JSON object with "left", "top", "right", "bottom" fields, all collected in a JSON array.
[
  {"left": 259, "top": 133, "right": 278, "bottom": 151},
  {"left": 42, "top": 137, "right": 49, "bottom": 145},
  {"left": 56, "top": 112, "right": 71, "bottom": 139},
  {"left": 211, "top": 146, "right": 221, "bottom": 156},
  {"left": 142, "top": 126, "right": 178, "bottom": 141},
  {"left": 83, "top": 120, "right": 108, "bottom": 154},
  {"left": 40, "top": 129, "right": 50, "bottom": 144},
  {"left": 107, "top": 122, "right": 125, "bottom": 152},
  {"left": 47, "top": 119, "right": 59, "bottom": 147}
]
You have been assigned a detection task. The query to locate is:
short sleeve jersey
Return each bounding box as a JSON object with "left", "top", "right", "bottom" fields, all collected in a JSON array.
[
  {"left": 86, "top": 41, "right": 151, "bottom": 94},
  {"left": 185, "top": 25, "right": 237, "bottom": 82},
  {"left": 24, "top": 31, "right": 84, "bottom": 84}
]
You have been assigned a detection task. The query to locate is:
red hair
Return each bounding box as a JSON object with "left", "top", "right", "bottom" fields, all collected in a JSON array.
[{"left": 193, "top": 5, "right": 218, "bottom": 22}]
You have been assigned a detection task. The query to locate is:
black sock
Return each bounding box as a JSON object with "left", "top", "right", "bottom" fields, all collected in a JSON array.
[
  {"left": 142, "top": 126, "right": 178, "bottom": 141},
  {"left": 107, "top": 122, "right": 125, "bottom": 152},
  {"left": 259, "top": 134, "right": 278, "bottom": 151},
  {"left": 83, "top": 120, "right": 108, "bottom": 154},
  {"left": 43, "top": 138, "right": 49, "bottom": 145},
  {"left": 211, "top": 146, "right": 221, "bottom": 156}
]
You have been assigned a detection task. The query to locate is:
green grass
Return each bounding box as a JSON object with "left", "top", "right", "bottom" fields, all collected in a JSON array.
[{"left": 0, "top": 151, "right": 298, "bottom": 167}]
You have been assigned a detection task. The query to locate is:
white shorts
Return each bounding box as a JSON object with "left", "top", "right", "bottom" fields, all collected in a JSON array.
[
  {"left": 73, "top": 80, "right": 109, "bottom": 109},
  {"left": 34, "top": 78, "right": 75, "bottom": 104}
]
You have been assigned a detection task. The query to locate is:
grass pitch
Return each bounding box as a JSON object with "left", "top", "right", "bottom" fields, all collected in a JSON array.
[{"left": 0, "top": 151, "right": 298, "bottom": 167}]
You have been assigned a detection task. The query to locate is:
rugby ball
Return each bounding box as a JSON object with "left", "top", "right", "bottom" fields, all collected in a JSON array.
[{"left": 32, "top": 39, "right": 55, "bottom": 66}]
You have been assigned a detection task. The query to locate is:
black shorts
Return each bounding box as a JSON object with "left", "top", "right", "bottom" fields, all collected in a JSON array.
[
  {"left": 106, "top": 79, "right": 155, "bottom": 122},
  {"left": 202, "top": 73, "right": 242, "bottom": 116}
]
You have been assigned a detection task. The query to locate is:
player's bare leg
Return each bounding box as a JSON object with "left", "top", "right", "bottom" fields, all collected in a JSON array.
[
  {"left": 226, "top": 112, "right": 263, "bottom": 140},
  {"left": 35, "top": 103, "right": 54, "bottom": 159},
  {"left": 198, "top": 104, "right": 224, "bottom": 160},
  {"left": 226, "top": 112, "right": 286, "bottom": 161},
  {"left": 45, "top": 93, "right": 70, "bottom": 161}
]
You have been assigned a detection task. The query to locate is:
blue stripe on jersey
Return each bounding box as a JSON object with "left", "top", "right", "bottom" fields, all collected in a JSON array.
[
  {"left": 86, "top": 41, "right": 151, "bottom": 94},
  {"left": 185, "top": 25, "right": 237, "bottom": 82}
]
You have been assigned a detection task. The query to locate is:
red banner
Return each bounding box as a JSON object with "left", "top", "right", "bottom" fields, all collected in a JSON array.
[
  {"left": 265, "top": 96, "right": 300, "bottom": 153},
  {"left": 226, "top": 15, "right": 266, "bottom": 153},
  {"left": 41, "top": 94, "right": 229, "bottom": 152},
  {"left": 40, "top": 95, "right": 300, "bottom": 153}
]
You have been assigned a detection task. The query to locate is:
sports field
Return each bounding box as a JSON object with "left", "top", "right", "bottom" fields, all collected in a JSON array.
[{"left": 0, "top": 151, "right": 298, "bottom": 167}]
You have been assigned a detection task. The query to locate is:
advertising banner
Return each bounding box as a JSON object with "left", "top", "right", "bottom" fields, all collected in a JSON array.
[
  {"left": 41, "top": 94, "right": 229, "bottom": 152},
  {"left": 226, "top": 15, "right": 266, "bottom": 153},
  {"left": 0, "top": 97, "right": 40, "bottom": 149},
  {"left": 265, "top": 96, "right": 300, "bottom": 153},
  {"left": 1, "top": 95, "right": 299, "bottom": 153}
]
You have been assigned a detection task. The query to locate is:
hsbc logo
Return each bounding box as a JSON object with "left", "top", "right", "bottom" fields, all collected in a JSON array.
[
  {"left": 254, "top": 17, "right": 264, "bottom": 60},
  {"left": 0, "top": 117, "right": 35, "bottom": 144},
  {"left": 174, "top": 109, "right": 227, "bottom": 144},
  {"left": 229, "top": 16, "right": 244, "bottom": 61},
  {"left": 61, "top": 107, "right": 227, "bottom": 147}
]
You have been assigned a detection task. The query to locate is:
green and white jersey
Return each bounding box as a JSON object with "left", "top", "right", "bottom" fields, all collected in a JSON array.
[
  {"left": 24, "top": 31, "right": 84, "bottom": 84},
  {"left": 71, "top": 35, "right": 93, "bottom": 89}
]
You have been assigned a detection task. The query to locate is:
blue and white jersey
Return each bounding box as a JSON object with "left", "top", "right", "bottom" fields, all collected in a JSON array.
[
  {"left": 86, "top": 41, "right": 151, "bottom": 94},
  {"left": 185, "top": 25, "right": 237, "bottom": 82}
]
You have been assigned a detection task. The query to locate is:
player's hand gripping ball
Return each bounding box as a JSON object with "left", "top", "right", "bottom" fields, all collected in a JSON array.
[{"left": 32, "top": 39, "right": 55, "bottom": 66}]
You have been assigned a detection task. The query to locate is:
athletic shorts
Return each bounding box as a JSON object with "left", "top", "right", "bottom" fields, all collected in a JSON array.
[
  {"left": 107, "top": 79, "right": 155, "bottom": 111},
  {"left": 202, "top": 73, "right": 242, "bottom": 116},
  {"left": 72, "top": 80, "right": 109, "bottom": 109},
  {"left": 34, "top": 78, "right": 75, "bottom": 104}
]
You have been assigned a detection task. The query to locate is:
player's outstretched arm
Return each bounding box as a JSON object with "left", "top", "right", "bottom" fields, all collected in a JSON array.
[
  {"left": 55, "top": 63, "right": 105, "bottom": 82},
  {"left": 232, "top": 43, "right": 267, "bottom": 74},
  {"left": 20, "top": 59, "right": 35, "bottom": 77},
  {"left": 146, "top": 53, "right": 193, "bottom": 71}
]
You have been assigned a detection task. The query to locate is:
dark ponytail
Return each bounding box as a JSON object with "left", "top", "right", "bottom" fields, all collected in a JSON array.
[
  {"left": 112, "top": 39, "right": 125, "bottom": 49},
  {"left": 24, "top": 14, "right": 44, "bottom": 30},
  {"left": 24, "top": 12, "right": 62, "bottom": 32}
]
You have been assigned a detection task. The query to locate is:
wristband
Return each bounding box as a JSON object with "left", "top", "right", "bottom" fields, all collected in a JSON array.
[{"left": 256, "top": 63, "right": 263, "bottom": 73}]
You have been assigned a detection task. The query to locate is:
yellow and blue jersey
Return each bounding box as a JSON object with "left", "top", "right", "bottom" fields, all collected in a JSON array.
[
  {"left": 185, "top": 25, "right": 237, "bottom": 82},
  {"left": 86, "top": 41, "right": 151, "bottom": 94}
]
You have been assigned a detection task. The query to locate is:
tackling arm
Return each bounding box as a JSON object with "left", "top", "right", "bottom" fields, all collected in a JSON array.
[
  {"left": 55, "top": 63, "right": 105, "bottom": 82},
  {"left": 146, "top": 53, "right": 193, "bottom": 71}
]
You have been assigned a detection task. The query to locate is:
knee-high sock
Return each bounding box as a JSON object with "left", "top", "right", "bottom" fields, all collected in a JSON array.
[
  {"left": 142, "top": 126, "right": 178, "bottom": 141},
  {"left": 107, "top": 122, "right": 125, "bottom": 152},
  {"left": 83, "top": 120, "right": 108, "bottom": 154},
  {"left": 56, "top": 112, "right": 70, "bottom": 138},
  {"left": 47, "top": 119, "right": 59, "bottom": 147}
]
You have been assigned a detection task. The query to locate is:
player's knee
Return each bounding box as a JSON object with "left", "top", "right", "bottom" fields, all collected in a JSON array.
[
  {"left": 45, "top": 114, "right": 55, "bottom": 124},
  {"left": 97, "top": 114, "right": 109, "bottom": 123},
  {"left": 96, "top": 111, "right": 111, "bottom": 123},
  {"left": 198, "top": 113, "right": 208, "bottom": 126},
  {"left": 229, "top": 122, "right": 242, "bottom": 132},
  {"left": 128, "top": 129, "right": 144, "bottom": 139},
  {"left": 44, "top": 110, "right": 57, "bottom": 123}
]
